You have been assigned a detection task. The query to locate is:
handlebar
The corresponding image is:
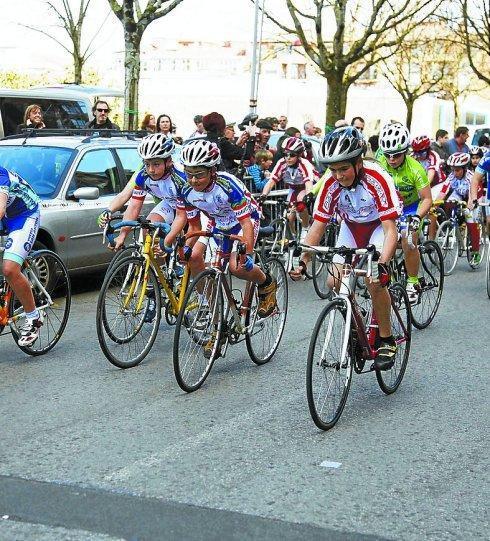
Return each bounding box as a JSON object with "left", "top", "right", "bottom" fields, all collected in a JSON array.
[{"left": 103, "top": 215, "right": 170, "bottom": 247}]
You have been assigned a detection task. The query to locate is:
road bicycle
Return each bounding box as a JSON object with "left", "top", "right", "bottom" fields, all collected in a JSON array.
[
  {"left": 436, "top": 201, "right": 487, "bottom": 275},
  {"left": 173, "top": 228, "right": 288, "bottom": 393},
  {"left": 420, "top": 199, "right": 447, "bottom": 242},
  {"left": 389, "top": 215, "right": 444, "bottom": 330},
  {"left": 0, "top": 246, "right": 71, "bottom": 355},
  {"left": 486, "top": 238, "right": 490, "bottom": 299},
  {"left": 303, "top": 244, "right": 411, "bottom": 431},
  {"left": 311, "top": 214, "right": 340, "bottom": 299},
  {"left": 96, "top": 216, "right": 191, "bottom": 368}
]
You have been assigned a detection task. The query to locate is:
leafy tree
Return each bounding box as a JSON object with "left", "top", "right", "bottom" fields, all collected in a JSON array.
[
  {"left": 106, "top": 0, "right": 184, "bottom": 130},
  {"left": 256, "top": 0, "right": 442, "bottom": 127}
]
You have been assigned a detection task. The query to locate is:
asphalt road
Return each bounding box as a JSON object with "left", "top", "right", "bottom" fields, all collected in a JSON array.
[{"left": 0, "top": 257, "right": 488, "bottom": 541}]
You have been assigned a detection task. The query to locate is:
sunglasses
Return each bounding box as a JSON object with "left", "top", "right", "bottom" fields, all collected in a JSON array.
[
  {"left": 284, "top": 152, "right": 299, "bottom": 158},
  {"left": 384, "top": 151, "right": 405, "bottom": 159},
  {"left": 184, "top": 169, "right": 209, "bottom": 180},
  {"left": 97, "top": 108, "right": 109, "bottom": 113}
]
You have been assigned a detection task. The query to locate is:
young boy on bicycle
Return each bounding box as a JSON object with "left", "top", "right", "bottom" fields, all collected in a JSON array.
[
  {"left": 163, "top": 139, "right": 277, "bottom": 330},
  {"left": 0, "top": 166, "right": 42, "bottom": 346},
  {"left": 290, "top": 127, "right": 401, "bottom": 370},
  {"left": 97, "top": 133, "right": 185, "bottom": 250},
  {"left": 378, "top": 123, "right": 433, "bottom": 304},
  {"left": 261, "top": 137, "right": 316, "bottom": 241},
  {"left": 446, "top": 152, "right": 481, "bottom": 265}
]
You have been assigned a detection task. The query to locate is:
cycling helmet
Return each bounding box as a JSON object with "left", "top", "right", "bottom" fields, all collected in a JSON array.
[
  {"left": 411, "top": 135, "right": 431, "bottom": 152},
  {"left": 469, "top": 145, "right": 484, "bottom": 158},
  {"left": 181, "top": 139, "right": 221, "bottom": 168},
  {"left": 447, "top": 152, "right": 470, "bottom": 167},
  {"left": 137, "top": 133, "right": 175, "bottom": 160},
  {"left": 379, "top": 122, "right": 410, "bottom": 155},
  {"left": 282, "top": 136, "right": 305, "bottom": 155},
  {"left": 319, "top": 126, "right": 364, "bottom": 164}
]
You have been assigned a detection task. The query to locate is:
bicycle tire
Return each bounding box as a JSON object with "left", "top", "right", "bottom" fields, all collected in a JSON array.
[
  {"left": 9, "top": 250, "right": 71, "bottom": 356},
  {"left": 104, "top": 244, "right": 141, "bottom": 282},
  {"left": 411, "top": 240, "right": 444, "bottom": 330},
  {"left": 96, "top": 256, "right": 161, "bottom": 368},
  {"left": 376, "top": 283, "right": 412, "bottom": 394},
  {"left": 486, "top": 246, "right": 490, "bottom": 299},
  {"left": 436, "top": 220, "right": 459, "bottom": 275},
  {"left": 306, "top": 298, "right": 353, "bottom": 431},
  {"left": 245, "top": 257, "right": 288, "bottom": 365},
  {"left": 173, "top": 269, "right": 224, "bottom": 392}
]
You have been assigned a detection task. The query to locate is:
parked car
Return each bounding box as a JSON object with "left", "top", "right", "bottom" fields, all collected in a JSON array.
[
  {"left": 471, "top": 127, "right": 490, "bottom": 146},
  {"left": 0, "top": 131, "right": 153, "bottom": 274}
]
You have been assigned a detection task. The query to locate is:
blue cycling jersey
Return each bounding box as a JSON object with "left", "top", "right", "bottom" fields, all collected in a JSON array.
[
  {"left": 0, "top": 166, "right": 40, "bottom": 218},
  {"left": 475, "top": 152, "right": 490, "bottom": 176}
]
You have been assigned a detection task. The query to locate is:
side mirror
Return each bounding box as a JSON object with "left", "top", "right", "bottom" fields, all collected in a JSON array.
[{"left": 71, "top": 187, "right": 100, "bottom": 200}]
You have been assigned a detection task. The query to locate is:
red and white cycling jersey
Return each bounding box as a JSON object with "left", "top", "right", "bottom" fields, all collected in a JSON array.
[
  {"left": 313, "top": 161, "right": 401, "bottom": 224},
  {"left": 270, "top": 157, "right": 315, "bottom": 187},
  {"left": 413, "top": 149, "right": 445, "bottom": 186}
]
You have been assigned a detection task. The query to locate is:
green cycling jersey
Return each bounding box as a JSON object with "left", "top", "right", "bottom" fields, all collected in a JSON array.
[{"left": 377, "top": 154, "right": 429, "bottom": 208}]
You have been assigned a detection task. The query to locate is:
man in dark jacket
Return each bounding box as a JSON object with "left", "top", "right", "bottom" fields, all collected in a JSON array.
[{"left": 85, "top": 100, "right": 120, "bottom": 130}]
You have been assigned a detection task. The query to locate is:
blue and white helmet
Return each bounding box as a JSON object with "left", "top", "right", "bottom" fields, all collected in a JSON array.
[
  {"left": 181, "top": 139, "right": 221, "bottom": 168},
  {"left": 138, "top": 133, "right": 175, "bottom": 160}
]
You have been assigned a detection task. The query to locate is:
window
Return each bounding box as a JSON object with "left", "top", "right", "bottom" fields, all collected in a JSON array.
[
  {"left": 465, "top": 112, "right": 486, "bottom": 125},
  {"left": 116, "top": 148, "right": 142, "bottom": 183},
  {"left": 71, "top": 149, "right": 119, "bottom": 196}
]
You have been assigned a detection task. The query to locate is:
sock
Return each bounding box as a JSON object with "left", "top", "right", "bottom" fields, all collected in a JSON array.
[
  {"left": 407, "top": 276, "right": 419, "bottom": 285},
  {"left": 379, "top": 335, "right": 395, "bottom": 345},
  {"left": 25, "top": 309, "right": 39, "bottom": 322}
]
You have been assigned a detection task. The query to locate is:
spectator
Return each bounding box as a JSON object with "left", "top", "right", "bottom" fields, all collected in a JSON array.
[
  {"left": 267, "top": 117, "right": 279, "bottom": 131},
  {"left": 431, "top": 129, "right": 450, "bottom": 162},
  {"left": 85, "top": 100, "right": 119, "bottom": 130},
  {"left": 188, "top": 114, "right": 205, "bottom": 138},
  {"left": 16, "top": 104, "right": 46, "bottom": 133},
  {"left": 224, "top": 122, "right": 237, "bottom": 142},
  {"left": 277, "top": 115, "right": 288, "bottom": 131},
  {"left": 445, "top": 126, "right": 470, "bottom": 155},
  {"left": 156, "top": 114, "right": 173, "bottom": 136},
  {"left": 314, "top": 127, "right": 322, "bottom": 137},
  {"left": 247, "top": 149, "right": 273, "bottom": 192},
  {"left": 303, "top": 121, "right": 316, "bottom": 137},
  {"left": 140, "top": 113, "right": 156, "bottom": 133},
  {"left": 351, "top": 116, "right": 365, "bottom": 132},
  {"left": 202, "top": 111, "right": 249, "bottom": 173},
  {"left": 255, "top": 118, "right": 273, "bottom": 150},
  {"left": 367, "top": 134, "right": 380, "bottom": 159}
]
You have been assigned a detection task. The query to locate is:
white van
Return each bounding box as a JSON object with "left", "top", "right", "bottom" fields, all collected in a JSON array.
[{"left": 0, "top": 85, "right": 124, "bottom": 137}]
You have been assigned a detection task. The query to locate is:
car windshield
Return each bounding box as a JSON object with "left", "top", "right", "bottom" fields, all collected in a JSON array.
[{"left": 0, "top": 145, "right": 73, "bottom": 198}]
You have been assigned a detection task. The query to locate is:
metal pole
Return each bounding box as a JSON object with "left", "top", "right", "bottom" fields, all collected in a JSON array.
[
  {"left": 249, "top": 0, "right": 261, "bottom": 113},
  {"left": 254, "top": 0, "right": 265, "bottom": 101}
]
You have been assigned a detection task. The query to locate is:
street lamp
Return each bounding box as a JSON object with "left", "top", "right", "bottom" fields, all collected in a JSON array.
[{"left": 249, "top": 0, "right": 265, "bottom": 114}]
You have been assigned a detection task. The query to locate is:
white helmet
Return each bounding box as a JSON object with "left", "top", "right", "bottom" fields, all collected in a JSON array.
[
  {"left": 281, "top": 136, "right": 305, "bottom": 155},
  {"left": 181, "top": 139, "right": 220, "bottom": 167},
  {"left": 137, "top": 133, "right": 175, "bottom": 160},
  {"left": 379, "top": 122, "right": 410, "bottom": 155},
  {"left": 447, "top": 152, "right": 470, "bottom": 167},
  {"left": 319, "top": 126, "right": 364, "bottom": 164}
]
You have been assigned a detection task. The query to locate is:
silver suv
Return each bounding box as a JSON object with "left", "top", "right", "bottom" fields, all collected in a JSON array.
[{"left": 0, "top": 131, "right": 153, "bottom": 273}]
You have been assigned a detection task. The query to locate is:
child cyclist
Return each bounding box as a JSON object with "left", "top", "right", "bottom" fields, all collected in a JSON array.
[
  {"left": 163, "top": 139, "right": 278, "bottom": 356},
  {"left": 96, "top": 133, "right": 185, "bottom": 248},
  {"left": 0, "top": 167, "right": 42, "bottom": 346},
  {"left": 260, "top": 137, "right": 316, "bottom": 240},
  {"left": 445, "top": 152, "right": 482, "bottom": 266}
]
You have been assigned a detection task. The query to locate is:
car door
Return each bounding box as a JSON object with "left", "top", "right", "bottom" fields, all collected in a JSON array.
[{"left": 64, "top": 148, "right": 122, "bottom": 270}]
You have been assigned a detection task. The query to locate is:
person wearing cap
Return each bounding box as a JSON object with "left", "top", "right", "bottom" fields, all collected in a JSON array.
[
  {"left": 188, "top": 114, "right": 205, "bottom": 139},
  {"left": 224, "top": 123, "right": 237, "bottom": 143},
  {"left": 202, "top": 112, "right": 250, "bottom": 174}
]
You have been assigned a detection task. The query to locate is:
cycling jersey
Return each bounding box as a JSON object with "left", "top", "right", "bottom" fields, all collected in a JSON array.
[
  {"left": 0, "top": 166, "right": 40, "bottom": 218},
  {"left": 378, "top": 154, "right": 429, "bottom": 208},
  {"left": 177, "top": 171, "right": 260, "bottom": 231},
  {"left": 131, "top": 165, "right": 186, "bottom": 224},
  {"left": 476, "top": 152, "right": 490, "bottom": 177},
  {"left": 270, "top": 157, "right": 315, "bottom": 187},
  {"left": 412, "top": 149, "right": 445, "bottom": 186},
  {"left": 314, "top": 161, "right": 401, "bottom": 224},
  {"left": 447, "top": 170, "right": 473, "bottom": 201}
]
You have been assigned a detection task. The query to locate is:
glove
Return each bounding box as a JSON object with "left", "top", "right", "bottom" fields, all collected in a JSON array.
[
  {"left": 377, "top": 262, "right": 391, "bottom": 287},
  {"left": 183, "top": 245, "right": 192, "bottom": 261},
  {"left": 159, "top": 239, "right": 173, "bottom": 254},
  {"left": 256, "top": 194, "right": 267, "bottom": 205},
  {"left": 242, "top": 254, "right": 254, "bottom": 272},
  {"left": 97, "top": 208, "right": 112, "bottom": 228},
  {"left": 409, "top": 214, "right": 421, "bottom": 231}
]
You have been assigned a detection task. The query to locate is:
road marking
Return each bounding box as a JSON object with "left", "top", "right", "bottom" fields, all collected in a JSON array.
[{"left": 320, "top": 460, "right": 342, "bottom": 469}]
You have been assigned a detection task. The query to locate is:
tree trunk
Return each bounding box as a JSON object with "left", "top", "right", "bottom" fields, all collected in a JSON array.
[
  {"left": 73, "top": 54, "right": 83, "bottom": 84},
  {"left": 405, "top": 97, "right": 415, "bottom": 130},
  {"left": 452, "top": 98, "right": 459, "bottom": 130},
  {"left": 325, "top": 71, "right": 348, "bottom": 129},
  {"left": 124, "top": 32, "right": 141, "bottom": 131}
]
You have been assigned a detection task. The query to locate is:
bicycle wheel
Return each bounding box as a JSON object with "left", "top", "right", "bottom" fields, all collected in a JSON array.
[
  {"left": 411, "top": 241, "right": 444, "bottom": 330},
  {"left": 10, "top": 250, "right": 71, "bottom": 356},
  {"left": 306, "top": 299, "right": 353, "bottom": 431},
  {"left": 436, "top": 221, "right": 458, "bottom": 276},
  {"left": 376, "top": 283, "right": 411, "bottom": 394},
  {"left": 246, "top": 257, "right": 288, "bottom": 365},
  {"left": 312, "top": 252, "right": 332, "bottom": 299},
  {"left": 486, "top": 246, "right": 490, "bottom": 298},
  {"left": 173, "top": 269, "right": 224, "bottom": 392},
  {"left": 104, "top": 244, "right": 141, "bottom": 281},
  {"left": 96, "top": 257, "right": 161, "bottom": 368}
]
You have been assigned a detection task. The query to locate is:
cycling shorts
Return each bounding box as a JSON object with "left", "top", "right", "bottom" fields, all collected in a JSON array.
[
  {"left": 201, "top": 219, "right": 260, "bottom": 255},
  {"left": 287, "top": 184, "right": 306, "bottom": 205},
  {"left": 2, "top": 209, "right": 40, "bottom": 265},
  {"left": 149, "top": 200, "right": 176, "bottom": 224},
  {"left": 333, "top": 219, "right": 383, "bottom": 263}
]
